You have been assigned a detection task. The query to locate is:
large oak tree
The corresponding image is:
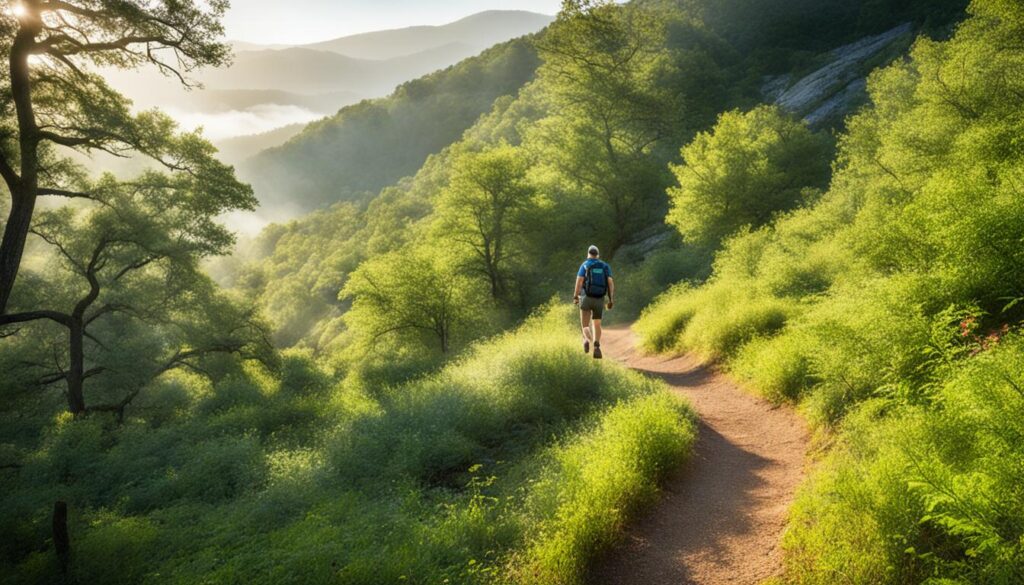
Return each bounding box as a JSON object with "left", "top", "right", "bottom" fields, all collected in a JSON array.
[{"left": 0, "top": 0, "right": 233, "bottom": 315}]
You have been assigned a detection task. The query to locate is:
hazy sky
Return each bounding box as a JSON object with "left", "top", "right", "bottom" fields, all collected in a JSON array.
[{"left": 224, "top": 1, "right": 563, "bottom": 45}]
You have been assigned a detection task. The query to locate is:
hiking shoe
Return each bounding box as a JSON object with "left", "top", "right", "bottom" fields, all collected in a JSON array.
[
  {"left": 583, "top": 340, "right": 590, "bottom": 354},
  {"left": 593, "top": 343, "right": 603, "bottom": 360}
]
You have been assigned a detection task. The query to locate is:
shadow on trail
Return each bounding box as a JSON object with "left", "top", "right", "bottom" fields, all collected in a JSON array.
[
  {"left": 588, "top": 418, "right": 776, "bottom": 585},
  {"left": 633, "top": 363, "right": 715, "bottom": 389}
]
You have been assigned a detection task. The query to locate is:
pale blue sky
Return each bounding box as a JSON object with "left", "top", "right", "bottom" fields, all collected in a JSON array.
[{"left": 224, "top": 0, "right": 562, "bottom": 45}]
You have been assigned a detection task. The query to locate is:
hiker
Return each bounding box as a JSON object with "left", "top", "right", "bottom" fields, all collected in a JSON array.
[{"left": 573, "top": 245, "right": 615, "bottom": 359}]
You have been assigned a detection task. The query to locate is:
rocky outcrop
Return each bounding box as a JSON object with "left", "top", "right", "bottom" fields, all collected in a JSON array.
[{"left": 765, "top": 23, "right": 914, "bottom": 126}]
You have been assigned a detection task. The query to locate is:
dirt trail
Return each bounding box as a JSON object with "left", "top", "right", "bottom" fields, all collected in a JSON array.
[{"left": 589, "top": 324, "right": 809, "bottom": 585}]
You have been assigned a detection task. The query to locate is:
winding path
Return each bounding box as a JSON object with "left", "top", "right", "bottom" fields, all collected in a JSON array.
[{"left": 589, "top": 324, "right": 809, "bottom": 585}]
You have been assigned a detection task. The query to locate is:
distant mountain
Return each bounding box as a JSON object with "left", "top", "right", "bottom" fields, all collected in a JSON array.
[
  {"left": 303, "top": 10, "right": 554, "bottom": 60},
  {"left": 238, "top": 37, "right": 543, "bottom": 216},
  {"left": 214, "top": 123, "right": 309, "bottom": 166},
  {"left": 99, "top": 10, "right": 553, "bottom": 158}
]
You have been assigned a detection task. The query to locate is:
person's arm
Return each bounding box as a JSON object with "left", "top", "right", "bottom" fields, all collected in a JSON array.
[
  {"left": 573, "top": 276, "right": 584, "bottom": 305},
  {"left": 607, "top": 277, "right": 615, "bottom": 309}
]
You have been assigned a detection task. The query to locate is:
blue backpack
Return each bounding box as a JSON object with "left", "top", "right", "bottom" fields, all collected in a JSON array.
[{"left": 584, "top": 262, "right": 609, "bottom": 298}]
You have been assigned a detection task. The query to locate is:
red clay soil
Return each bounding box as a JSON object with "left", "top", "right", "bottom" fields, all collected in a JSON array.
[{"left": 588, "top": 324, "right": 809, "bottom": 585}]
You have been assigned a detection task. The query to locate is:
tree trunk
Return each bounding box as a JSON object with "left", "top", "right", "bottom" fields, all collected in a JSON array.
[
  {"left": 0, "top": 189, "right": 36, "bottom": 316},
  {"left": 66, "top": 319, "right": 86, "bottom": 415},
  {"left": 1, "top": 13, "right": 42, "bottom": 316},
  {"left": 52, "top": 500, "right": 71, "bottom": 582}
]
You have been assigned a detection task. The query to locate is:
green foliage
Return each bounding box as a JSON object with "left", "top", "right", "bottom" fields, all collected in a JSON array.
[
  {"left": 786, "top": 335, "right": 1024, "bottom": 584},
  {"left": 531, "top": 0, "right": 727, "bottom": 254},
  {"left": 638, "top": 1, "right": 1024, "bottom": 580},
  {"left": 0, "top": 305, "right": 695, "bottom": 584},
  {"left": 666, "top": 105, "right": 832, "bottom": 247},
  {"left": 435, "top": 144, "right": 539, "bottom": 303},
  {"left": 731, "top": 331, "right": 814, "bottom": 403},
  {"left": 341, "top": 244, "right": 489, "bottom": 355},
  {"left": 636, "top": 279, "right": 794, "bottom": 359},
  {"left": 511, "top": 392, "right": 695, "bottom": 584},
  {"left": 1, "top": 168, "right": 264, "bottom": 415},
  {"left": 611, "top": 240, "right": 713, "bottom": 320}
]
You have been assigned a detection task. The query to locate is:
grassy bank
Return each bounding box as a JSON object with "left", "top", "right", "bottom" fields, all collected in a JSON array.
[{"left": 1, "top": 307, "right": 694, "bottom": 584}]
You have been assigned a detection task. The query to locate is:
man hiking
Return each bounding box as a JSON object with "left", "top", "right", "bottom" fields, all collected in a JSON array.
[{"left": 574, "top": 245, "right": 615, "bottom": 359}]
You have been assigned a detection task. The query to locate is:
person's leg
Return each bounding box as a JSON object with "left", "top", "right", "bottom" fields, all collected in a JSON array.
[
  {"left": 593, "top": 319, "right": 602, "bottom": 344},
  {"left": 580, "top": 309, "right": 593, "bottom": 344}
]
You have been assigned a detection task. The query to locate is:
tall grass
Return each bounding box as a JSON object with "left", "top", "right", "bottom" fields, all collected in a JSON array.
[
  {"left": 635, "top": 281, "right": 793, "bottom": 360},
  {"left": 510, "top": 393, "right": 695, "bottom": 584},
  {"left": 1, "top": 306, "right": 695, "bottom": 584},
  {"left": 784, "top": 335, "right": 1024, "bottom": 583}
]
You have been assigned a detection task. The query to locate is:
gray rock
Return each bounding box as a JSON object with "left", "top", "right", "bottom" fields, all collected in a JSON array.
[
  {"left": 771, "top": 23, "right": 913, "bottom": 123},
  {"left": 804, "top": 77, "right": 868, "bottom": 126}
]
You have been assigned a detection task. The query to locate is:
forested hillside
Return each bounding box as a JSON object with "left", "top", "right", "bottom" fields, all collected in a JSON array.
[
  {"left": 239, "top": 38, "right": 543, "bottom": 214},
  {"left": 233, "top": 0, "right": 966, "bottom": 352},
  {"left": 638, "top": 0, "right": 1024, "bottom": 581},
  {"left": 9, "top": 0, "right": 1022, "bottom": 583}
]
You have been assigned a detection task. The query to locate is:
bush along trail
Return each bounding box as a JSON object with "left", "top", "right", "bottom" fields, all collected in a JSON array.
[{"left": 590, "top": 324, "right": 809, "bottom": 585}]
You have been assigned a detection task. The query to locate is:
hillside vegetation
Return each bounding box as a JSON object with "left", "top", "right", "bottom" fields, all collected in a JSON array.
[
  {"left": 2, "top": 308, "right": 694, "bottom": 584},
  {"left": 233, "top": 0, "right": 966, "bottom": 354},
  {"left": 637, "top": 0, "right": 1024, "bottom": 580},
  {"left": 6, "top": 0, "right": 1016, "bottom": 582}
]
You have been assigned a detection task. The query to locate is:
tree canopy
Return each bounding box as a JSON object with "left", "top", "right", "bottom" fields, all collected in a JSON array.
[
  {"left": 666, "top": 105, "right": 832, "bottom": 247},
  {"left": 0, "top": 0, "right": 236, "bottom": 315}
]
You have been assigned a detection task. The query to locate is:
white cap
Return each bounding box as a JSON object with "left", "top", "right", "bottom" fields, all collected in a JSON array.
[{"left": 588, "top": 245, "right": 599, "bottom": 256}]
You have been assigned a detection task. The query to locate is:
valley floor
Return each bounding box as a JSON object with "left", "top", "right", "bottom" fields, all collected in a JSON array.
[{"left": 590, "top": 325, "right": 809, "bottom": 584}]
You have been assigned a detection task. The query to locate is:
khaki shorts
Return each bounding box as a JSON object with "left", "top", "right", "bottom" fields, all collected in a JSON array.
[{"left": 580, "top": 295, "right": 606, "bottom": 319}]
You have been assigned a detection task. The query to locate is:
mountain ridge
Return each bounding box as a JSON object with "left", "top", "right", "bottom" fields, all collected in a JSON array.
[{"left": 301, "top": 10, "right": 554, "bottom": 59}]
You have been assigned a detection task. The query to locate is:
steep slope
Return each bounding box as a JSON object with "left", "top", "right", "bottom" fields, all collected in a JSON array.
[
  {"left": 766, "top": 23, "right": 915, "bottom": 127},
  {"left": 238, "top": 37, "right": 542, "bottom": 215},
  {"left": 304, "top": 10, "right": 554, "bottom": 59}
]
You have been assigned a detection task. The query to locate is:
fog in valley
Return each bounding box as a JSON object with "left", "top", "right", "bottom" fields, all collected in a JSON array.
[{"left": 92, "top": 10, "right": 554, "bottom": 232}]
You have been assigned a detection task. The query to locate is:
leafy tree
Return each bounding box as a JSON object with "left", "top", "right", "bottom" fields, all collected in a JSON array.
[
  {"left": 666, "top": 105, "right": 832, "bottom": 247},
  {"left": 0, "top": 169, "right": 265, "bottom": 417},
  {"left": 532, "top": 0, "right": 708, "bottom": 256},
  {"left": 341, "top": 246, "right": 486, "bottom": 354},
  {"left": 0, "top": 0, "right": 233, "bottom": 315},
  {"left": 434, "top": 144, "right": 537, "bottom": 301}
]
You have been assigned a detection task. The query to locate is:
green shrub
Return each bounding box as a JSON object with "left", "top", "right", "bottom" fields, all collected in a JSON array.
[
  {"left": 637, "top": 281, "right": 793, "bottom": 360},
  {"left": 196, "top": 376, "right": 265, "bottom": 416},
  {"left": 678, "top": 291, "right": 792, "bottom": 359},
  {"left": 278, "top": 349, "right": 332, "bottom": 396},
  {"left": 328, "top": 306, "right": 654, "bottom": 486},
  {"left": 731, "top": 331, "right": 815, "bottom": 402},
  {"left": 635, "top": 283, "right": 698, "bottom": 353},
  {"left": 613, "top": 243, "right": 713, "bottom": 321},
  {"left": 785, "top": 336, "right": 1024, "bottom": 584},
  {"left": 509, "top": 392, "right": 696, "bottom": 585}
]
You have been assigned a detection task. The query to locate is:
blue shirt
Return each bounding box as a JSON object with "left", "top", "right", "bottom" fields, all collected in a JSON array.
[{"left": 577, "top": 258, "right": 612, "bottom": 279}]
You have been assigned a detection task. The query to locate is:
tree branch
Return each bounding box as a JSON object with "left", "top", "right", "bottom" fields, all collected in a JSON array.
[
  {"left": 0, "top": 151, "right": 20, "bottom": 191},
  {"left": 37, "top": 187, "right": 92, "bottom": 199},
  {"left": 0, "top": 310, "right": 71, "bottom": 327}
]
